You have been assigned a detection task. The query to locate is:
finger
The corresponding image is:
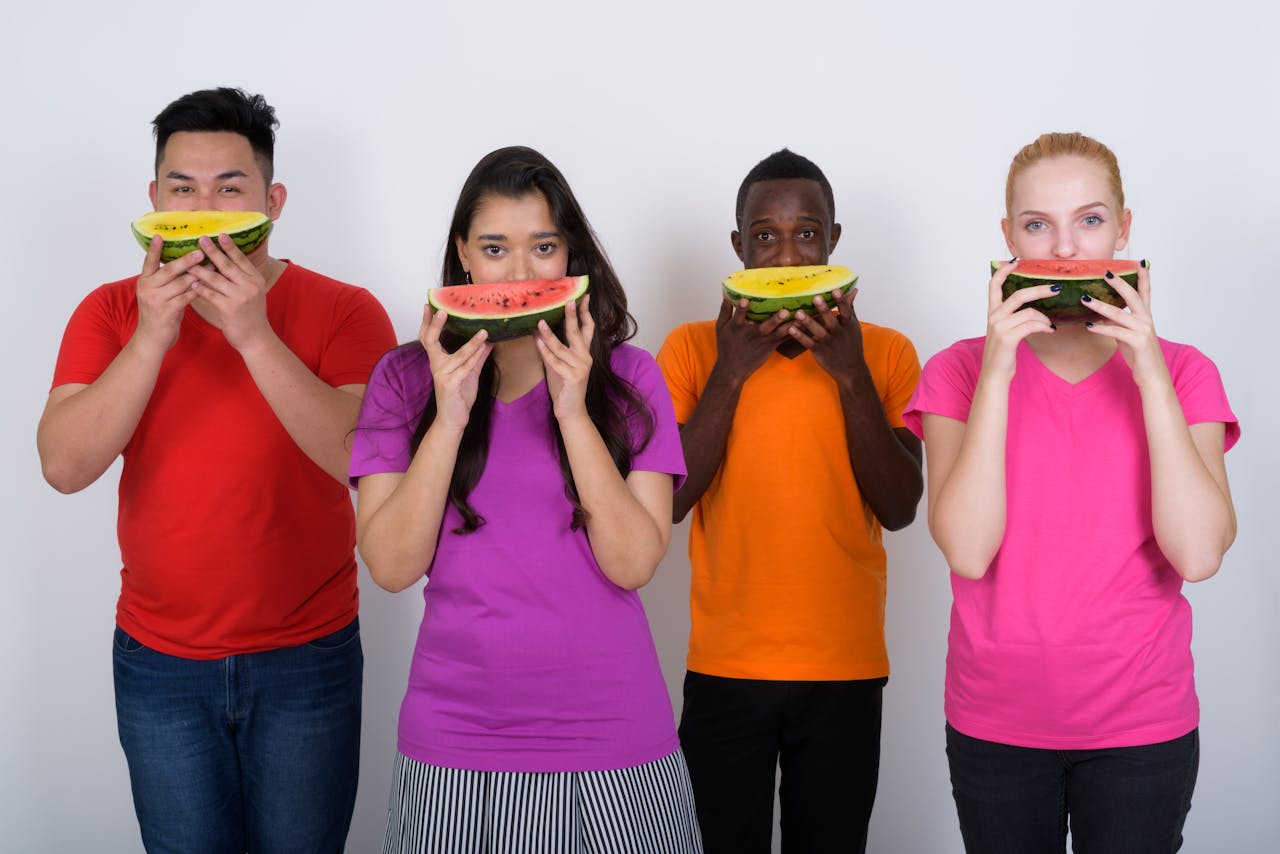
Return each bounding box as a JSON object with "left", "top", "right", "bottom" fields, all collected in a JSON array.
[
  {"left": 142, "top": 235, "right": 164, "bottom": 277},
  {"left": 811, "top": 294, "right": 841, "bottom": 330},
  {"left": 999, "top": 308, "right": 1055, "bottom": 338},
  {"left": 1101, "top": 269, "right": 1146, "bottom": 316},
  {"left": 1078, "top": 293, "right": 1134, "bottom": 325},
  {"left": 534, "top": 334, "right": 569, "bottom": 375},
  {"left": 197, "top": 235, "right": 238, "bottom": 277},
  {"left": 755, "top": 307, "right": 792, "bottom": 335},
  {"left": 994, "top": 283, "right": 1059, "bottom": 319},
  {"left": 791, "top": 310, "right": 829, "bottom": 339},
  {"left": 458, "top": 340, "right": 492, "bottom": 376},
  {"left": 787, "top": 324, "right": 817, "bottom": 348},
  {"left": 716, "top": 297, "right": 735, "bottom": 328},
  {"left": 537, "top": 318, "right": 573, "bottom": 359},
  {"left": 561, "top": 299, "right": 584, "bottom": 350},
  {"left": 1136, "top": 261, "right": 1151, "bottom": 309},
  {"left": 217, "top": 233, "right": 257, "bottom": 277},
  {"left": 988, "top": 258, "right": 1020, "bottom": 313},
  {"left": 186, "top": 261, "right": 232, "bottom": 297},
  {"left": 578, "top": 294, "right": 595, "bottom": 349},
  {"left": 420, "top": 305, "right": 450, "bottom": 355},
  {"left": 143, "top": 246, "right": 207, "bottom": 286}
]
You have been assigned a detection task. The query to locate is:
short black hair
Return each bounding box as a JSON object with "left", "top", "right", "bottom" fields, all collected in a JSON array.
[
  {"left": 735, "top": 148, "right": 835, "bottom": 228},
  {"left": 152, "top": 87, "right": 279, "bottom": 182}
]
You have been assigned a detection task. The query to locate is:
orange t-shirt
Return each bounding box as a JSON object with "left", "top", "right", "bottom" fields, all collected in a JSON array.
[
  {"left": 51, "top": 263, "right": 395, "bottom": 659},
  {"left": 657, "top": 320, "right": 921, "bottom": 680}
]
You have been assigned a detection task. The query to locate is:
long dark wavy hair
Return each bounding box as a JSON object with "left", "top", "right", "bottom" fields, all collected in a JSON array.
[{"left": 411, "top": 146, "right": 654, "bottom": 534}]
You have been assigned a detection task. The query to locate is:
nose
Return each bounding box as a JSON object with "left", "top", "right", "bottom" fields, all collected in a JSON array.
[
  {"left": 1052, "top": 229, "right": 1077, "bottom": 259},
  {"left": 510, "top": 255, "right": 535, "bottom": 282},
  {"left": 776, "top": 240, "right": 802, "bottom": 267}
]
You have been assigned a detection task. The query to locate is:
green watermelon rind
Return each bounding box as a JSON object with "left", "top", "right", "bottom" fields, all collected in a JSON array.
[
  {"left": 429, "top": 275, "right": 589, "bottom": 342},
  {"left": 994, "top": 261, "right": 1140, "bottom": 321},
  {"left": 132, "top": 216, "right": 273, "bottom": 263},
  {"left": 723, "top": 268, "right": 859, "bottom": 322}
]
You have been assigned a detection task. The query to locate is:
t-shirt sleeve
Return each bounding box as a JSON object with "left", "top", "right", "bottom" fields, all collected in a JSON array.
[
  {"left": 317, "top": 287, "right": 397, "bottom": 388},
  {"left": 622, "top": 346, "right": 688, "bottom": 491},
  {"left": 655, "top": 325, "right": 700, "bottom": 425},
  {"left": 51, "top": 284, "right": 131, "bottom": 389},
  {"left": 1169, "top": 343, "right": 1241, "bottom": 452},
  {"left": 902, "top": 341, "right": 981, "bottom": 440},
  {"left": 349, "top": 348, "right": 428, "bottom": 486},
  {"left": 881, "top": 333, "right": 923, "bottom": 429}
]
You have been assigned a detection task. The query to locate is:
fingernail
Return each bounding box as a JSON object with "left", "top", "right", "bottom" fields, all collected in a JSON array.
[
  {"left": 1085, "top": 322, "right": 1095, "bottom": 329},
  {"left": 1050, "top": 322, "right": 1057, "bottom": 331},
  {"left": 1140, "top": 259, "right": 1147, "bottom": 268},
  {"left": 1049, "top": 284, "right": 1062, "bottom": 293},
  {"left": 1081, "top": 294, "right": 1093, "bottom": 303},
  {"left": 1010, "top": 256, "right": 1019, "bottom": 263},
  {"left": 1105, "top": 270, "right": 1115, "bottom": 280}
]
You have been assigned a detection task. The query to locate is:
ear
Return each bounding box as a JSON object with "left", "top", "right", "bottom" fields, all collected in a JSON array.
[
  {"left": 266, "top": 183, "right": 287, "bottom": 220},
  {"left": 1000, "top": 217, "right": 1016, "bottom": 255},
  {"left": 828, "top": 222, "right": 842, "bottom": 253},
  {"left": 148, "top": 180, "right": 158, "bottom": 210},
  {"left": 730, "top": 230, "right": 744, "bottom": 262},
  {"left": 1114, "top": 207, "right": 1132, "bottom": 252},
  {"left": 455, "top": 234, "right": 471, "bottom": 273}
]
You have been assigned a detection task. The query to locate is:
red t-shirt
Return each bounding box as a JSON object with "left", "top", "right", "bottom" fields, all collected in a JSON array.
[{"left": 51, "top": 262, "right": 395, "bottom": 659}]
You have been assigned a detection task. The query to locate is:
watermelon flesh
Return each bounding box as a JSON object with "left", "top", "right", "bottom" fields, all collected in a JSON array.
[
  {"left": 428, "top": 275, "right": 589, "bottom": 342},
  {"left": 996, "top": 259, "right": 1141, "bottom": 320},
  {"left": 132, "top": 210, "right": 272, "bottom": 263}
]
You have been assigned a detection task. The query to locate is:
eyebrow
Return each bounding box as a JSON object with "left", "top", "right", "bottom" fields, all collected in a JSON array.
[
  {"left": 747, "top": 215, "right": 824, "bottom": 229},
  {"left": 164, "top": 169, "right": 249, "bottom": 181},
  {"left": 1018, "top": 201, "right": 1109, "bottom": 218},
  {"left": 475, "top": 231, "right": 562, "bottom": 241}
]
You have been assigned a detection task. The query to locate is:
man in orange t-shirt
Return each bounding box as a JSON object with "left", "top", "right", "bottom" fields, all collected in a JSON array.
[
  {"left": 37, "top": 88, "right": 394, "bottom": 852},
  {"left": 656, "top": 149, "right": 923, "bottom": 853}
]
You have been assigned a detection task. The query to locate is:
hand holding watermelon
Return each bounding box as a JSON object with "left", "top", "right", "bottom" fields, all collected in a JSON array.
[
  {"left": 982, "top": 259, "right": 1057, "bottom": 381},
  {"left": 788, "top": 288, "right": 865, "bottom": 380},
  {"left": 713, "top": 297, "right": 793, "bottom": 384},
  {"left": 186, "top": 233, "right": 272, "bottom": 351},
  {"left": 420, "top": 305, "right": 492, "bottom": 432},
  {"left": 134, "top": 234, "right": 203, "bottom": 356},
  {"left": 1078, "top": 262, "right": 1169, "bottom": 387},
  {"left": 536, "top": 296, "right": 594, "bottom": 421}
]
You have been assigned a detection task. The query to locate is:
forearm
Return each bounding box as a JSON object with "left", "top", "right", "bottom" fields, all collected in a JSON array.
[
  {"left": 1142, "top": 384, "right": 1236, "bottom": 581},
  {"left": 237, "top": 332, "right": 366, "bottom": 483},
  {"left": 357, "top": 423, "right": 462, "bottom": 592},
  {"left": 37, "top": 338, "right": 167, "bottom": 492},
  {"left": 559, "top": 414, "right": 670, "bottom": 590},
  {"left": 836, "top": 367, "right": 923, "bottom": 530},
  {"left": 927, "top": 378, "right": 1013, "bottom": 579},
  {"left": 672, "top": 363, "right": 745, "bottom": 522}
]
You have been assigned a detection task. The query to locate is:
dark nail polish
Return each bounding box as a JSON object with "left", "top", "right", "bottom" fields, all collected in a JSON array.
[
  {"left": 1105, "top": 270, "right": 1115, "bottom": 280},
  {"left": 1050, "top": 322, "right": 1057, "bottom": 331},
  {"left": 1085, "top": 322, "right": 1095, "bottom": 329},
  {"left": 1140, "top": 259, "right": 1148, "bottom": 268},
  {"left": 1049, "top": 284, "right": 1062, "bottom": 293},
  {"left": 1010, "top": 256, "right": 1019, "bottom": 263},
  {"left": 1081, "top": 294, "right": 1093, "bottom": 303}
]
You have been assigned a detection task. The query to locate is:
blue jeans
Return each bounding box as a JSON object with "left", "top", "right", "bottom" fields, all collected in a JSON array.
[
  {"left": 946, "top": 723, "right": 1198, "bottom": 854},
  {"left": 113, "top": 619, "right": 363, "bottom": 854}
]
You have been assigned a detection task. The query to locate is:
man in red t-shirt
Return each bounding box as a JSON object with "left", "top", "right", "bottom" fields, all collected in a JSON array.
[{"left": 37, "top": 87, "right": 395, "bottom": 852}]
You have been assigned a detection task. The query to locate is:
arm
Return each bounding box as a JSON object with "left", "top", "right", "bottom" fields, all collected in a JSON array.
[
  {"left": 37, "top": 238, "right": 205, "bottom": 492},
  {"left": 1082, "top": 266, "right": 1236, "bottom": 581},
  {"left": 924, "top": 263, "right": 1057, "bottom": 579},
  {"left": 788, "top": 289, "right": 922, "bottom": 529},
  {"left": 187, "top": 234, "right": 381, "bottom": 484},
  {"left": 355, "top": 309, "right": 491, "bottom": 592},
  {"left": 671, "top": 298, "right": 792, "bottom": 522},
  {"left": 537, "top": 298, "right": 674, "bottom": 589}
]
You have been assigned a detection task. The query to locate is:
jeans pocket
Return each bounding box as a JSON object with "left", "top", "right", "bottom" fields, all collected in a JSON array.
[
  {"left": 113, "top": 625, "right": 147, "bottom": 655},
  {"left": 305, "top": 617, "right": 361, "bottom": 651}
]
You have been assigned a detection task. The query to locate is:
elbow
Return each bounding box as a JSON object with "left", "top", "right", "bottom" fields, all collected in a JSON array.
[
  {"left": 880, "top": 502, "right": 919, "bottom": 532},
  {"left": 367, "top": 564, "right": 421, "bottom": 594},
  {"left": 1170, "top": 551, "right": 1226, "bottom": 584},
  {"left": 612, "top": 563, "right": 658, "bottom": 591},
  {"left": 40, "top": 457, "right": 90, "bottom": 494},
  {"left": 946, "top": 558, "right": 991, "bottom": 581}
]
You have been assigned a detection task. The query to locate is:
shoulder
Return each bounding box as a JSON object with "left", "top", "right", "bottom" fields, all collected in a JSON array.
[
  {"left": 609, "top": 341, "right": 664, "bottom": 386},
  {"left": 660, "top": 320, "right": 716, "bottom": 349},
  {"left": 276, "top": 262, "right": 386, "bottom": 309},
  {"left": 924, "top": 337, "right": 986, "bottom": 370},
  {"left": 1158, "top": 337, "right": 1220, "bottom": 373}
]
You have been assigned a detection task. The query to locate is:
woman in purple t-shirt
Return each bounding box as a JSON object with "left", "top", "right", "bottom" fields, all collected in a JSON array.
[
  {"left": 904, "top": 133, "right": 1238, "bottom": 853},
  {"left": 351, "top": 147, "right": 701, "bottom": 853}
]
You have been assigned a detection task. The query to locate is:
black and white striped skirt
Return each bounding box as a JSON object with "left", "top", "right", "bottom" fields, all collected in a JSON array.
[{"left": 382, "top": 749, "right": 703, "bottom": 853}]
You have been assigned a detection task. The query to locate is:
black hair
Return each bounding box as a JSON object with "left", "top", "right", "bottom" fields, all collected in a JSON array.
[
  {"left": 152, "top": 87, "right": 278, "bottom": 182},
  {"left": 735, "top": 148, "right": 836, "bottom": 228},
  {"left": 410, "top": 146, "right": 653, "bottom": 534}
]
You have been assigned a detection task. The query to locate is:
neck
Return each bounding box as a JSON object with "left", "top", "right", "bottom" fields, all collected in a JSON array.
[
  {"left": 492, "top": 337, "right": 545, "bottom": 402},
  {"left": 1026, "top": 321, "right": 1118, "bottom": 374}
]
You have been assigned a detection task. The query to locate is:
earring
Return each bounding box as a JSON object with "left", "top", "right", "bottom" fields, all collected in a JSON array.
[{"left": 465, "top": 271, "right": 472, "bottom": 284}]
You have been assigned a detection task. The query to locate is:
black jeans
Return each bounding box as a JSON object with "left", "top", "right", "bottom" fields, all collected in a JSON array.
[
  {"left": 946, "top": 723, "right": 1199, "bottom": 854},
  {"left": 678, "top": 670, "right": 886, "bottom": 854}
]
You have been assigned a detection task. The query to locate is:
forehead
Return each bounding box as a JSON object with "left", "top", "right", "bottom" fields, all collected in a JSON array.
[
  {"left": 1011, "top": 155, "right": 1116, "bottom": 211},
  {"left": 468, "top": 192, "right": 555, "bottom": 235},
  {"left": 157, "top": 131, "right": 261, "bottom": 175},
  {"left": 741, "top": 178, "right": 831, "bottom": 225}
]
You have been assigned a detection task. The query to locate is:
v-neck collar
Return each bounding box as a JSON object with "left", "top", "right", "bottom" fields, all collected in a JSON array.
[
  {"left": 493, "top": 377, "right": 549, "bottom": 413},
  {"left": 1018, "top": 339, "right": 1126, "bottom": 397}
]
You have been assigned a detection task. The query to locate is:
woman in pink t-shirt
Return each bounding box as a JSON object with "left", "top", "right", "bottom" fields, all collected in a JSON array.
[
  {"left": 351, "top": 147, "right": 701, "bottom": 853},
  {"left": 904, "top": 133, "right": 1239, "bottom": 853}
]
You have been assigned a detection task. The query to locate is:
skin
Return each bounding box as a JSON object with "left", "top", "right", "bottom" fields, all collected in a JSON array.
[
  {"left": 672, "top": 177, "right": 923, "bottom": 528},
  {"left": 37, "top": 130, "right": 370, "bottom": 489},
  {"left": 924, "top": 154, "right": 1236, "bottom": 581},
  {"left": 354, "top": 191, "right": 673, "bottom": 593}
]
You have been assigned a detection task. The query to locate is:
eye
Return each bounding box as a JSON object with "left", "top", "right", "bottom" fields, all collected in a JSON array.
[
  {"left": 218, "top": 186, "right": 240, "bottom": 194},
  {"left": 755, "top": 230, "right": 775, "bottom": 242},
  {"left": 173, "top": 186, "right": 192, "bottom": 193},
  {"left": 798, "top": 228, "right": 817, "bottom": 240},
  {"left": 534, "top": 242, "right": 558, "bottom": 255},
  {"left": 1023, "top": 219, "right": 1048, "bottom": 232},
  {"left": 1081, "top": 214, "right": 1103, "bottom": 226},
  {"left": 482, "top": 244, "right": 504, "bottom": 257}
]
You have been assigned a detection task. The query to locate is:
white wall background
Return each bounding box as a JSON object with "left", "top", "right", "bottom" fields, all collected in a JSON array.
[{"left": 4, "top": 2, "right": 1276, "bottom": 851}]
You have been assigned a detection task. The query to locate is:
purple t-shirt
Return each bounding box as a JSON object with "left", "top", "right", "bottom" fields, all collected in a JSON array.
[
  {"left": 904, "top": 338, "right": 1239, "bottom": 750},
  {"left": 351, "top": 342, "right": 686, "bottom": 772}
]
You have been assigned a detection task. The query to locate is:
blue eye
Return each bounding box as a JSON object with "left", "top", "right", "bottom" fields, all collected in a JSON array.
[
  {"left": 1082, "top": 214, "right": 1103, "bottom": 226},
  {"left": 1024, "top": 220, "right": 1047, "bottom": 232}
]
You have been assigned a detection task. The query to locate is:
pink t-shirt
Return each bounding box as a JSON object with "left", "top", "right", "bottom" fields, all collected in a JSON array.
[
  {"left": 904, "top": 338, "right": 1239, "bottom": 749},
  {"left": 350, "top": 342, "right": 685, "bottom": 772}
]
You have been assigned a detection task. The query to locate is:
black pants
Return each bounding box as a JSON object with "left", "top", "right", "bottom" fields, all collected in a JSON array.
[
  {"left": 946, "top": 724, "right": 1199, "bottom": 854},
  {"left": 677, "top": 671, "right": 886, "bottom": 854}
]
